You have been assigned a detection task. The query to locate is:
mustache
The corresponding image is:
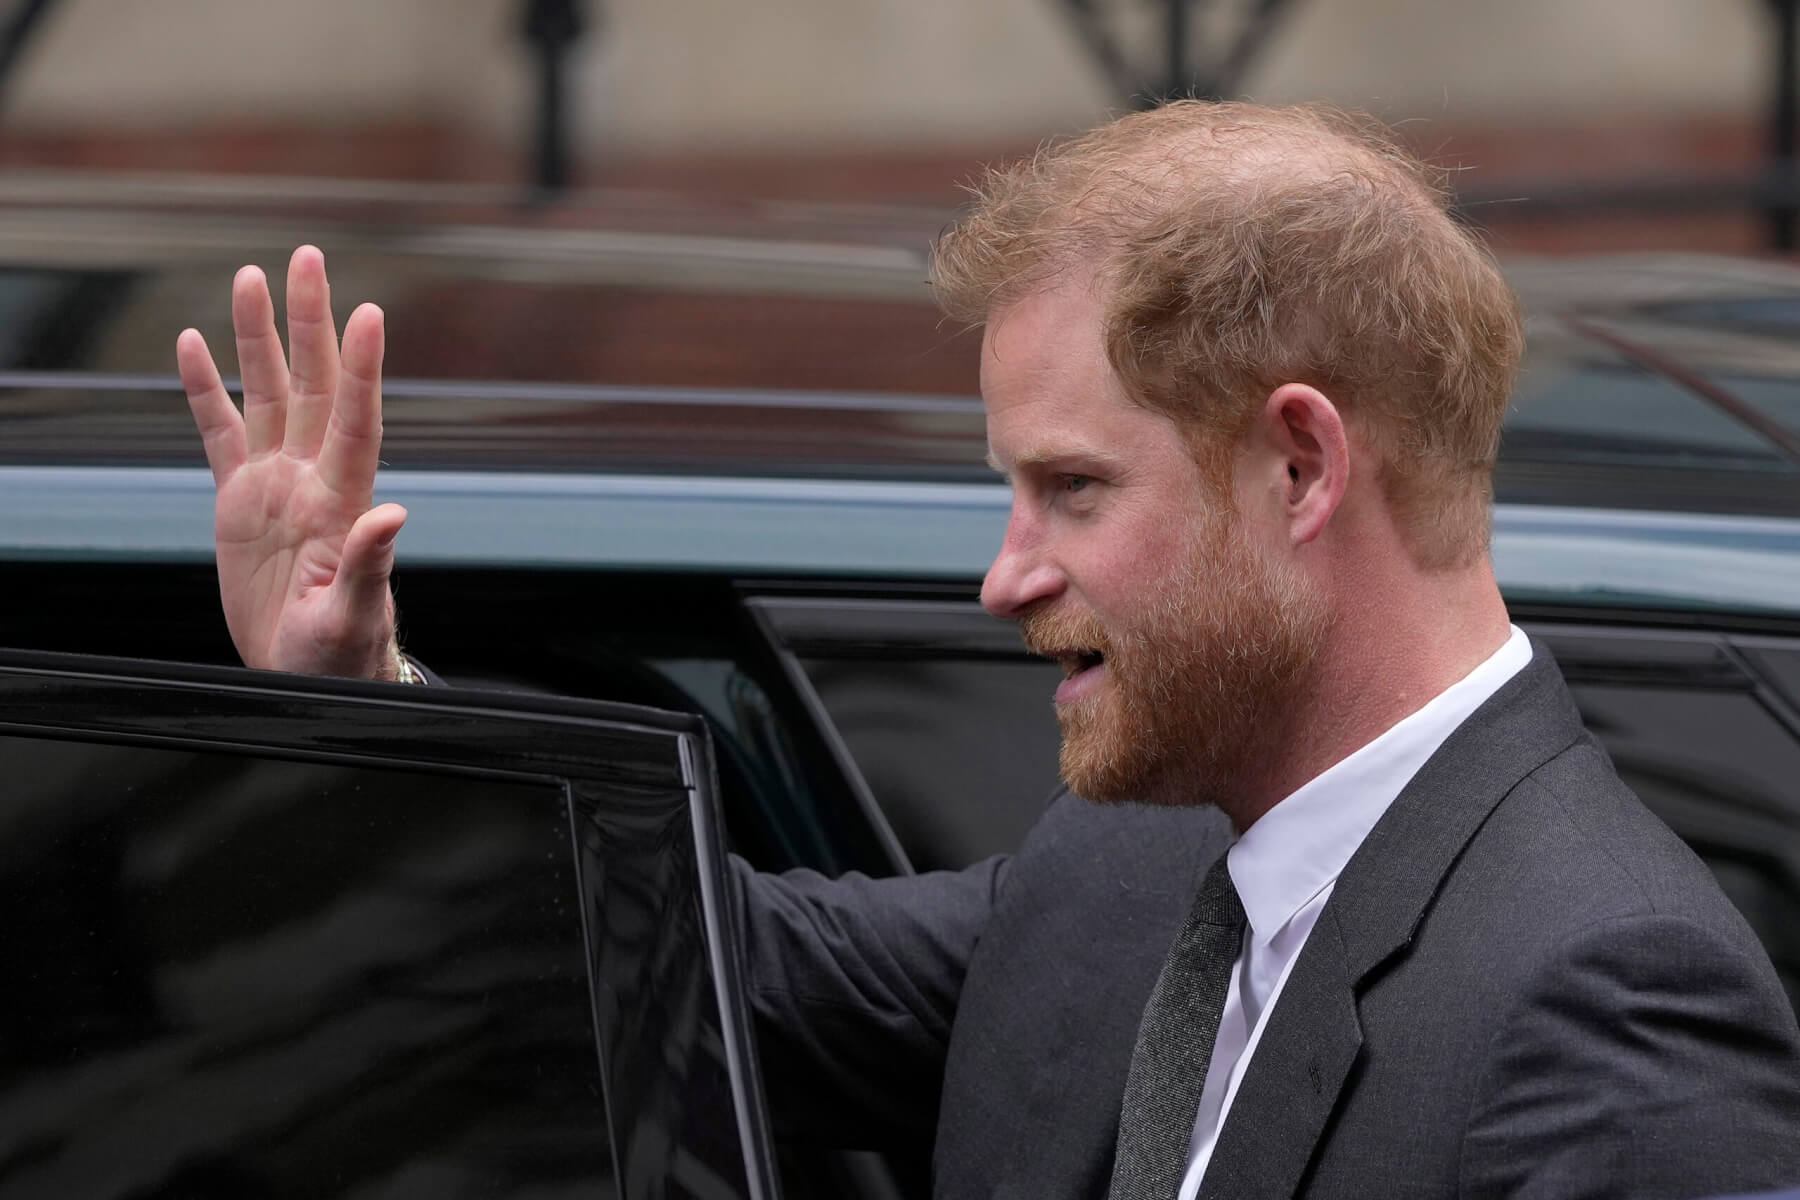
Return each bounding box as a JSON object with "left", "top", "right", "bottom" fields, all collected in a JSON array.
[{"left": 1018, "top": 604, "right": 1110, "bottom": 659}]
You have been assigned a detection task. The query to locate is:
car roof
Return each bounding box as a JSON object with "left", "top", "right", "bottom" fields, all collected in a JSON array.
[
  {"left": 0, "top": 194, "right": 1794, "bottom": 495},
  {"left": 0, "top": 179, "right": 1796, "bottom": 617}
]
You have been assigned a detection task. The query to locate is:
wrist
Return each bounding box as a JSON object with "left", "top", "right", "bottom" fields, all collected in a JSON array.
[{"left": 376, "top": 640, "right": 411, "bottom": 684}]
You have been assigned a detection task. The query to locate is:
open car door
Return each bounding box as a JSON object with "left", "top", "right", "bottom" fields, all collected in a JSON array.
[{"left": 0, "top": 648, "right": 779, "bottom": 1200}]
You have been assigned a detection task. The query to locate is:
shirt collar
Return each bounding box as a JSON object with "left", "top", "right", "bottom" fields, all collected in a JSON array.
[{"left": 1227, "top": 625, "right": 1533, "bottom": 948}]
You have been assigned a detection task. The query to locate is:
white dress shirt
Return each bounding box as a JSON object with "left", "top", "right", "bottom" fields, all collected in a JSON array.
[{"left": 1175, "top": 626, "right": 1533, "bottom": 1200}]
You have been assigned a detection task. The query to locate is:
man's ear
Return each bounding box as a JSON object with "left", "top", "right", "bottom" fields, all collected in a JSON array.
[{"left": 1257, "top": 383, "right": 1350, "bottom": 547}]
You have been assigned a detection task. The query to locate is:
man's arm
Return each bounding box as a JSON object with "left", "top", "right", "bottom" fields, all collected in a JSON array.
[
  {"left": 1461, "top": 911, "right": 1800, "bottom": 1199},
  {"left": 729, "top": 854, "right": 1005, "bottom": 1148},
  {"left": 177, "top": 246, "right": 406, "bottom": 680},
  {"left": 181, "top": 248, "right": 999, "bottom": 1152}
]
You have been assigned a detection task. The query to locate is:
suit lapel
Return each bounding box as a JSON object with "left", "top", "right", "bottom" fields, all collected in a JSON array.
[{"left": 1200, "top": 644, "right": 1588, "bottom": 1199}]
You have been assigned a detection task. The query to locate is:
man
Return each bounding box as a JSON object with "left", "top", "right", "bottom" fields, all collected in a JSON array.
[{"left": 179, "top": 102, "right": 1800, "bottom": 1198}]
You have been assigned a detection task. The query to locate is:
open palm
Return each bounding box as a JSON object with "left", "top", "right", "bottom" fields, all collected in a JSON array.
[{"left": 177, "top": 246, "right": 408, "bottom": 679}]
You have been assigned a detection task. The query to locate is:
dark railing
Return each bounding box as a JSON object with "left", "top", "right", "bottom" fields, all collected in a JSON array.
[
  {"left": 1057, "top": 0, "right": 1800, "bottom": 252},
  {"left": 0, "top": 0, "right": 1798, "bottom": 246},
  {"left": 1058, "top": 0, "right": 1302, "bottom": 104},
  {"left": 1770, "top": 0, "right": 1799, "bottom": 248}
]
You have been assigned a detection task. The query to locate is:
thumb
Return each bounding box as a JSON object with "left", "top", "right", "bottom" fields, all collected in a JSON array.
[{"left": 337, "top": 502, "right": 407, "bottom": 631}]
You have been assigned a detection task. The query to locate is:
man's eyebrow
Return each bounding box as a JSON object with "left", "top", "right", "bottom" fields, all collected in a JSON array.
[{"left": 986, "top": 444, "right": 1131, "bottom": 478}]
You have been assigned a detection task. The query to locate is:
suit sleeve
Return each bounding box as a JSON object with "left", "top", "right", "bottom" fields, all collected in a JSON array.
[
  {"left": 726, "top": 853, "right": 1007, "bottom": 1147},
  {"left": 1460, "top": 911, "right": 1800, "bottom": 1199}
]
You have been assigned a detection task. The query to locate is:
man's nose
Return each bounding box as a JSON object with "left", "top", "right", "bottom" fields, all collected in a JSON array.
[{"left": 981, "top": 514, "right": 1066, "bottom": 618}]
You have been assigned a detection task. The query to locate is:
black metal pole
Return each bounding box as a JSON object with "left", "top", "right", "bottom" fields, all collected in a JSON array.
[
  {"left": 1166, "top": 0, "right": 1190, "bottom": 101},
  {"left": 1771, "top": 0, "right": 1798, "bottom": 250},
  {"left": 535, "top": 38, "right": 568, "bottom": 191},
  {"left": 522, "top": 0, "right": 586, "bottom": 194}
]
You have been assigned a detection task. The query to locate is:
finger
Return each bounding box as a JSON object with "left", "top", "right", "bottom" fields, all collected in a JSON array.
[
  {"left": 176, "top": 327, "right": 247, "bottom": 485},
  {"left": 231, "top": 265, "right": 289, "bottom": 456},
  {"left": 319, "top": 302, "right": 385, "bottom": 499},
  {"left": 334, "top": 503, "right": 406, "bottom": 658},
  {"left": 282, "top": 245, "right": 339, "bottom": 459}
]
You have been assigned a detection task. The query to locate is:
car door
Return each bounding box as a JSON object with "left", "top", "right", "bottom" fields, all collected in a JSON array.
[
  {"left": 750, "top": 588, "right": 1800, "bottom": 1014},
  {"left": 0, "top": 647, "right": 779, "bottom": 1200}
]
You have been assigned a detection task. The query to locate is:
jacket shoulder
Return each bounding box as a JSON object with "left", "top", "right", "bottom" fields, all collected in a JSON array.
[{"left": 1470, "top": 734, "right": 1767, "bottom": 945}]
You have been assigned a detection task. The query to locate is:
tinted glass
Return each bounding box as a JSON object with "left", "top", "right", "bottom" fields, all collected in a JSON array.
[
  {"left": 0, "top": 739, "right": 610, "bottom": 1198},
  {"left": 0, "top": 268, "right": 137, "bottom": 368},
  {"left": 1639, "top": 296, "right": 1800, "bottom": 337},
  {"left": 1505, "top": 324, "right": 1792, "bottom": 469},
  {"left": 0, "top": 246, "right": 987, "bottom": 478},
  {"left": 1698, "top": 375, "right": 1800, "bottom": 441},
  {"left": 0, "top": 724, "right": 763, "bottom": 1200},
  {"left": 0, "top": 246, "right": 976, "bottom": 393},
  {"left": 797, "top": 657, "right": 1063, "bottom": 871},
  {"left": 1552, "top": 299, "right": 1800, "bottom": 447},
  {"left": 1740, "top": 641, "right": 1800, "bottom": 713}
]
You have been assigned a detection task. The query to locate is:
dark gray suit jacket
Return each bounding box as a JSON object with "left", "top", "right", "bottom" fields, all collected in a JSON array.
[{"left": 732, "top": 646, "right": 1800, "bottom": 1198}]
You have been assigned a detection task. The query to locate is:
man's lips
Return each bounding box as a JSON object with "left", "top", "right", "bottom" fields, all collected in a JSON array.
[
  {"left": 1050, "top": 651, "right": 1106, "bottom": 703},
  {"left": 1052, "top": 649, "right": 1104, "bottom": 678},
  {"left": 1018, "top": 605, "right": 1108, "bottom": 702}
]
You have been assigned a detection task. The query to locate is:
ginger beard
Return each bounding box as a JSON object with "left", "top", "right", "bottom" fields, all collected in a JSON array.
[{"left": 1020, "top": 506, "right": 1329, "bottom": 808}]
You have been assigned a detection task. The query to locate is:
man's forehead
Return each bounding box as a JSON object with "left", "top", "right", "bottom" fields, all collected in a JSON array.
[
  {"left": 982, "top": 280, "right": 1104, "bottom": 356},
  {"left": 979, "top": 287, "right": 1117, "bottom": 421},
  {"left": 981, "top": 372, "right": 1171, "bottom": 476}
]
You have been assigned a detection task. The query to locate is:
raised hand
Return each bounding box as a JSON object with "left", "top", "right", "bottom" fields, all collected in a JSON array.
[{"left": 178, "top": 246, "right": 409, "bottom": 680}]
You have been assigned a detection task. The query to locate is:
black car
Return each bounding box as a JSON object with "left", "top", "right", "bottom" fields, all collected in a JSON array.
[{"left": 0, "top": 187, "right": 1796, "bottom": 1197}]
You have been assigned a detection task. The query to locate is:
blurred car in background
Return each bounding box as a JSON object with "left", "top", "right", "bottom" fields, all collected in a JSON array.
[{"left": 0, "top": 175, "right": 1797, "bottom": 1198}]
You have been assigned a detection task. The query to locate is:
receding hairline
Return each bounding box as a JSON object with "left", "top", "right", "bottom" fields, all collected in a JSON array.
[{"left": 932, "top": 103, "right": 1455, "bottom": 325}]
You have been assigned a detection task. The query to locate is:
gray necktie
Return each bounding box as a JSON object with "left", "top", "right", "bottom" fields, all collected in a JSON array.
[{"left": 1108, "top": 853, "right": 1247, "bottom": 1200}]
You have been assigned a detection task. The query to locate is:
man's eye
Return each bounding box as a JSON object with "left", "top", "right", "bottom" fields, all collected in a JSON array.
[{"left": 1061, "top": 474, "right": 1093, "bottom": 494}]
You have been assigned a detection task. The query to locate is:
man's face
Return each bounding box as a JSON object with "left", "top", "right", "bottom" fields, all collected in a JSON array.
[{"left": 979, "top": 284, "right": 1327, "bottom": 808}]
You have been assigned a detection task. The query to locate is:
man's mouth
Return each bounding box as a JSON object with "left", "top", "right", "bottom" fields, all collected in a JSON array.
[
  {"left": 1017, "top": 608, "right": 1110, "bottom": 702},
  {"left": 1057, "top": 650, "right": 1105, "bottom": 680},
  {"left": 1049, "top": 649, "right": 1108, "bottom": 704}
]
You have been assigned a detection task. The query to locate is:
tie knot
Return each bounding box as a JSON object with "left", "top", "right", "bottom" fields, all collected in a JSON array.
[{"left": 1192, "top": 854, "right": 1245, "bottom": 929}]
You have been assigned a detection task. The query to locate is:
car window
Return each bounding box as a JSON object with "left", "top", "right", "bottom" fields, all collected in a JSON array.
[
  {"left": 1637, "top": 296, "right": 1800, "bottom": 335},
  {"left": 0, "top": 650, "right": 778, "bottom": 1200},
  {"left": 0, "top": 743, "right": 615, "bottom": 1199},
  {"left": 0, "top": 563, "right": 913, "bottom": 886},
  {"left": 0, "top": 268, "right": 138, "bottom": 369},
  {"left": 1698, "top": 374, "right": 1800, "bottom": 441},
  {"left": 794, "top": 656, "right": 1061, "bottom": 871},
  {"left": 1738, "top": 639, "right": 1800, "bottom": 712},
  {"left": 0, "top": 247, "right": 978, "bottom": 395},
  {"left": 1505, "top": 323, "right": 1794, "bottom": 470},
  {"left": 1528, "top": 298, "right": 1800, "bottom": 451},
  {"left": 746, "top": 593, "right": 1061, "bottom": 872}
]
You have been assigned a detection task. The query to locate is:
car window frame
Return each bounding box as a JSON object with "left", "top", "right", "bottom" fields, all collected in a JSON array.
[{"left": 0, "top": 645, "right": 782, "bottom": 1200}]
